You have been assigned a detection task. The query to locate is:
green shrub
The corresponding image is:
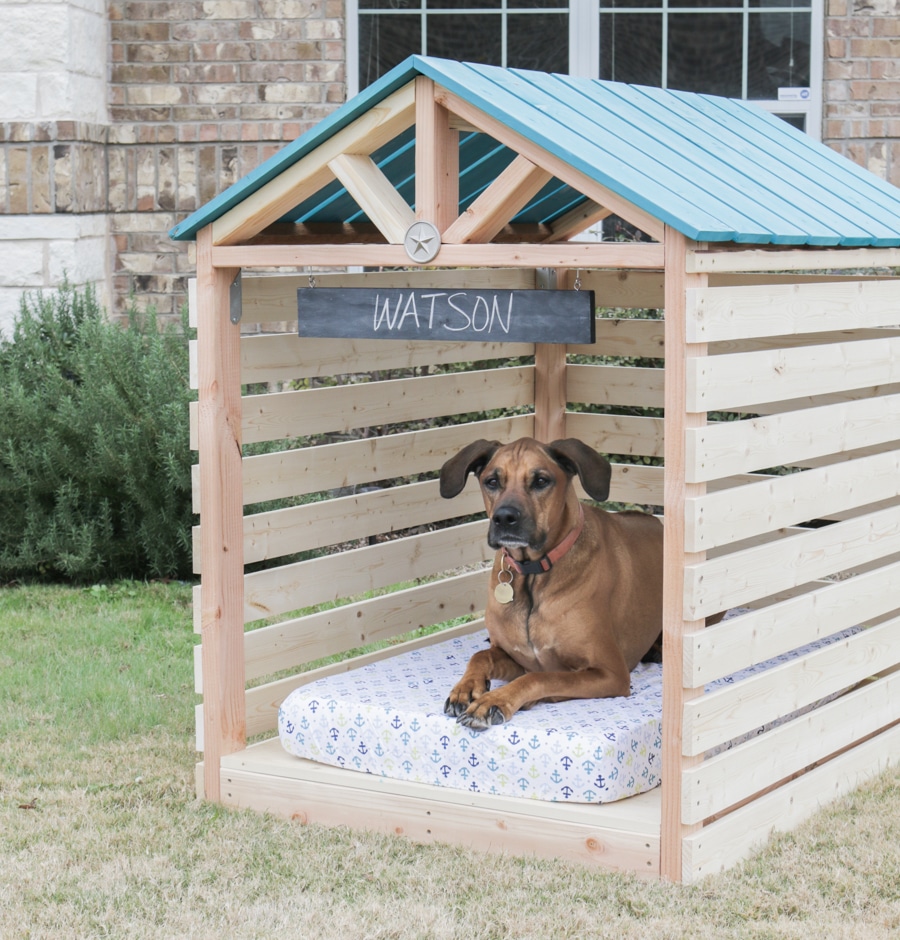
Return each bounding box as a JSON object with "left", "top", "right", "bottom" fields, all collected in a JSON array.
[{"left": 0, "top": 281, "right": 194, "bottom": 582}]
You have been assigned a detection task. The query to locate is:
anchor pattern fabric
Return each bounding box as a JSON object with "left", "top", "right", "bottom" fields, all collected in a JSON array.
[{"left": 278, "top": 624, "right": 860, "bottom": 804}]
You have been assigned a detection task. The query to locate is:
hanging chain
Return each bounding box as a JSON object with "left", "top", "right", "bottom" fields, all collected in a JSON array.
[{"left": 573, "top": 269, "right": 582, "bottom": 291}]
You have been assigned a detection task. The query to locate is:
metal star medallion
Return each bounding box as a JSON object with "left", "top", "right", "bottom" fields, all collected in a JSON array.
[{"left": 404, "top": 220, "right": 441, "bottom": 263}]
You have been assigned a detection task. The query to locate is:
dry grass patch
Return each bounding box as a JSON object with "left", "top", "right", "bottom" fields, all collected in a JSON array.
[{"left": 1, "top": 581, "right": 898, "bottom": 939}]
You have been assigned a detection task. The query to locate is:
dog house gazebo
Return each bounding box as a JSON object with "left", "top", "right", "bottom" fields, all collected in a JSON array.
[{"left": 171, "top": 57, "right": 900, "bottom": 883}]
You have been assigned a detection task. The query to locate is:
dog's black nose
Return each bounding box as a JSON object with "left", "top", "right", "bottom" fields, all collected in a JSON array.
[{"left": 493, "top": 505, "right": 520, "bottom": 528}]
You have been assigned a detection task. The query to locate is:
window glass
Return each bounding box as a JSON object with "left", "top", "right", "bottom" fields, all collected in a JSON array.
[
  {"left": 667, "top": 13, "right": 744, "bottom": 97},
  {"left": 599, "top": 14, "right": 662, "bottom": 86},
  {"left": 358, "top": 14, "right": 422, "bottom": 87},
  {"left": 747, "top": 11, "right": 811, "bottom": 98},
  {"left": 508, "top": 14, "right": 570, "bottom": 73},
  {"left": 427, "top": 15, "right": 502, "bottom": 63}
]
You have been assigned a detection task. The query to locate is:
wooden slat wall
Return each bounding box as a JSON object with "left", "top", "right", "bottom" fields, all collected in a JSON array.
[{"left": 675, "top": 274, "right": 900, "bottom": 875}]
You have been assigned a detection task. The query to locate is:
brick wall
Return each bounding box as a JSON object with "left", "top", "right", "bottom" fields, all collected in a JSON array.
[
  {"left": 824, "top": 0, "right": 900, "bottom": 186},
  {"left": 107, "top": 0, "right": 346, "bottom": 317}
]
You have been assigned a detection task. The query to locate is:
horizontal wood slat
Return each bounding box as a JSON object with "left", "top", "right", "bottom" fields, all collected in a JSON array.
[
  {"left": 239, "top": 333, "right": 533, "bottom": 385},
  {"left": 242, "top": 520, "right": 492, "bottom": 625},
  {"left": 683, "top": 616, "right": 900, "bottom": 757},
  {"left": 686, "top": 336, "right": 900, "bottom": 413},
  {"left": 566, "top": 411, "right": 665, "bottom": 459},
  {"left": 190, "top": 365, "right": 535, "bottom": 449},
  {"left": 684, "top": 504, "right": 900, "bottom": 621},
  {"left": 686, "top": 279, "right": 900, "bottom": 343},
  {"left": 684, "top": 447, "right": 900, "bottom": 552},
  {"left": 682, "top": 668, "right": 900, "bottom": 824},
  {"left": 687, "top": 247, "right": 900, "bottom": 274},
  {"left": 684, "top": 392, "right": 900, "bottom": 483},
  {"left": 194, "top": 478, "right": 486, "bottom": 571},
  {"left": 567, "top": 363, "right": 664, "bottom": 409},
  {"left": 682, "top": 722, "right": 900, "bottom": 883},
  {"left": 241, "top": 571, "right": 488, "bottom": 685},
  {"left": 569, "top": 318, "right": 665, "bottom": 360},
  {"left": 192, "top": 414, "right": 534, "bottom": 512},
  {"left": 684, "top": 559, "right": 900, "bottom": 686}
]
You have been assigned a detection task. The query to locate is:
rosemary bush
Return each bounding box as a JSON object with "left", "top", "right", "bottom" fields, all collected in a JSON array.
[{"left": 0, "top": 282, "right": 193, "bottom": 581}]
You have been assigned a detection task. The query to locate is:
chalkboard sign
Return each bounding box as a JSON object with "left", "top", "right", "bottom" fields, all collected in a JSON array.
[{"left": 297, "top": 287, "right": 596, "bottom": 345}]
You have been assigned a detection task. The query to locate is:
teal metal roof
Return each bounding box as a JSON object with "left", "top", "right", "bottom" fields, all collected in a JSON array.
[{"left": 169, "top": 56, "right": 900, "bottom": 247}]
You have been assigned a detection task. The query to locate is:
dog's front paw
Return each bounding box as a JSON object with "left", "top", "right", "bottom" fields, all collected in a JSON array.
[
  {"left": 457, "top": 704, "right": 506, "bottom": 731},
  {"left": 444, "top": 677, "right": 490, "bottom": 719}
]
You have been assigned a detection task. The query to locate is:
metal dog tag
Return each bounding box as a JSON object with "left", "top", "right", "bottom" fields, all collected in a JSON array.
[{"left": 494, "top": 581, "right": 514, "bottom": 604}]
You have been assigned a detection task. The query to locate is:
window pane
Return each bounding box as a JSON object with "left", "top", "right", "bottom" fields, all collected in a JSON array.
[
  {"left": 507, "top": 14, "right": 569, "bottom": 73},
  {"left": 428, "top": 0, "right": 501, "bottom": 9},
  {"left": 600, "top": 0, "right": 660, "bottom": 9},
  {"left": 666, "top": 13, "right": 743, "bottom": 97},
  {"left": 359, "top": 14, "right": 421, "bottom": 87},
  {"left": 359, "top": 0, "right": 419, "bottom": 9},
  {"left": 427, "top": 14, "right": 502, "bottom": 64},
  {"left": 747, "top": 11, "right": 811, "bottom": 98},
  {"left": 667, "top": 0, "right": 742, "bottom": 7},
  {"left": 599, "top": 14, "right": 662, "bottom": 86}
]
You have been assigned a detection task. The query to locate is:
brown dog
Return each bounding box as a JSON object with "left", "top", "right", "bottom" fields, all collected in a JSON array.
[{"left": 438, "top": 437, "right": 663, "bottom": 730}]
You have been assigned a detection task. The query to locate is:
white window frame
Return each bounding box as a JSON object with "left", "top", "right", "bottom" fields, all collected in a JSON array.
[{"left": 347, "top": 0, "right": 823, "bottom": 138}]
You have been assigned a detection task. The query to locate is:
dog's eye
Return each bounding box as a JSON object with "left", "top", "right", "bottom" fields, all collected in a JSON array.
[
  {"left": 532, "top": 475, "right": 552, "bottom": 490},
  {"left": 483, "top": 476, "right": 500, "bottom": 491}
]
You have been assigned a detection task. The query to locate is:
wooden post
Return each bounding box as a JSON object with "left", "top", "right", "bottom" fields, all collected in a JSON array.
[
  {"left": 415, "top": 76, "right": 459, "bottom": 232},
  {"left": 195, "top": 224, "right": 245, "bottom": 802},
  {"left": 660, "top": 229, "right": 708, "bottom": 881},
  {"left": 533, "top": 268, "right": 568, "bottom": 442}
]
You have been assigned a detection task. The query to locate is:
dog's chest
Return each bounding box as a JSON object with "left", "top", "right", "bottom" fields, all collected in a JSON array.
[{"left": 489, "top": 605, "right": 566, "bottom": 671}]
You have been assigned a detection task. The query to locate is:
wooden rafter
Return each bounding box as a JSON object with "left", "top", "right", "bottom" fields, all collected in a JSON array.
[
  {"left": 441, "top": 155, "right": 552, "bottom": 244},
  {"left": 545, "top": 199, "right": 612, "bottom": 243},
  {"left": 327, "top": 152, "right": 415, "bottom": 245},
  {"left": 211, "top": 83, "right": 416, "bottom": 246},
  {"left": 415, "top": 76, "right": 459, "bottom": 231}
]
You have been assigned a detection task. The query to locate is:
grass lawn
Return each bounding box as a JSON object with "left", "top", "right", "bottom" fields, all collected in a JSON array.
[{"left": 1, "top": 580, "right": 898, "bottom": 939}]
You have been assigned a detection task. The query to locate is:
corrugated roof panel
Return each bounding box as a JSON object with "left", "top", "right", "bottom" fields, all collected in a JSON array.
[{"left": 169, "top": 55, "right": 900, "bottom": 247}]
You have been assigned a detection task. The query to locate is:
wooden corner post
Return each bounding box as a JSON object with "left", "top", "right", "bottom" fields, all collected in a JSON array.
[
  {"left": 533, "top": 267, "right": 568, "bottom": 443},
  {"left": 195, "top": 225, "right": 245, "bottom": 802},
  {"left": 661, "top": 229, "right": 708, "bottom": 881}
]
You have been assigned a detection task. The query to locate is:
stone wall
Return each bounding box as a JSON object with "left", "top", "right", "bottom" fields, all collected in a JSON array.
[{"left": 824, "top": 0, "right": 900, "bottom": 186}]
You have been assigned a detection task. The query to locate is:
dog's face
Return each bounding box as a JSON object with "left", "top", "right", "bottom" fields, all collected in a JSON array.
[
  {"left": 439, "top": 437, "right": 612, "bottom": 555},
  {"left": 478, "top": 440, "right": 564, "bottom": 553}
]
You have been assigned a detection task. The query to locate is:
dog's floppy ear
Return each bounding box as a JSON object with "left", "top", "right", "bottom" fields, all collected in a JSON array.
[
  {"left": 547, "top": 438, "right": 611, "bottom": 502},
  {"left": 439, "top": 440, "right": 501, "bottom": 499}
]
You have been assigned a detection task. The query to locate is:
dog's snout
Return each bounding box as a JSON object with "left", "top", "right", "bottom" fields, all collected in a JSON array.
[{"left": 493, "top": 505, "right": 521, "bottom": 528}]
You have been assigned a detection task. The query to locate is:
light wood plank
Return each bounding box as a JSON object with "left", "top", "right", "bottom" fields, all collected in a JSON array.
[
  {"left": 194, "top": 226, "right": 245, "bottom": 801},
  {"left": 576, "top": 271, "right": 665, "bottom": 310},
  {"left": 685, "top": 504, "right": 900, "bottom": 621},
  {"left": 687, "top": 247, "right": 900, "bottom": 274},
  {"left": 327, "top": 152, "right": 416, "bottom": 244},
  {"left": 200, "top": 365, "right": 534, "bottom": 449},
  {"left": 415, "top": 76, "right": 459, "bottom": 232},
  {"left": 682, "top": 669, "right": 900, "bottom": 824},
  {"left": 238, "top": 333, "right": 533, "bottom": 385},
  {"left": 682, "top": 723, "right": 900, "bottom": 883},
  {"left": 685, "top": 448, "right": 900, "bottom": 552},
  {"left": 545, "top": 200, "right": 611, "bottom": 243},
  {"left": 211, "top": 83, "right": 417, "bottom": 245},
  {"left": 685, "top": 392, "right": 900, "bottom": 483},
  {"left": 239, "top": 269, "right": 536, "bottom": 325},
  {"left": 443, "top": 155, "right": 553, "bottom": 244},
  {"left": 241, "top": 570, "right": 488, "bottom": 684},
  {"left": 683, "top": 616, "right": 900, "bottom": 757},
  {"left": 660, "top": 228, "right": 708, "bottom": 883},
  {"left": 566, "top": 411, "right": 665, "bottom": 459},
  {"left": 210, "top": 241, "right": 667, "bottom": 270},
  {"left": 194, "top": 478, "right": 486, "bottom": 571},
  {"left": 567, "top": 362, "right": 664, "bottom": 409},
  {"left": 434, "top": 87, "right": 666, "bottom": 244},
  {"left": 686, "top": 336, "right": 900, "bottom": 413},
  {"left": 684, "top": 559, "right": 900, "bottom": 686},
  {"left": 570, "top": 317, "right": 665, "bottom": 360},
  {"left": 686, "top": 278, "right": 900, "bottom": 343},
  {"left": 219, "top": 747, "right": 660, "bottom": 876},
  {"left": 242, "top": 520, "right": 492, "bottom": 625},
  {"left": 202, "top": 414, "right": 534, "bottom": 511}
]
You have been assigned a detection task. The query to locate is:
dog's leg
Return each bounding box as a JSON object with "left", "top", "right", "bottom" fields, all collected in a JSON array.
[
  {"left": 457, "top": 667, "right": 631, "bottom": 731},
  {"left": 444, "top": 645, "right": 526, "bottom": 723}
]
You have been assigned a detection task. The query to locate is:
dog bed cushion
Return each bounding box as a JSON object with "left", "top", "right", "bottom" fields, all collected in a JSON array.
[{"left": 278, "top": 623, "right": 859, "bottom": 804}]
